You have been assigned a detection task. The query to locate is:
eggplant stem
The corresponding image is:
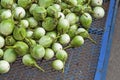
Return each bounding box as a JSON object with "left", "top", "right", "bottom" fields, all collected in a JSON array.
[
  {"left": 89, "top": 10, "right": 94, "bottom": 14},
  {"left": 55, "top": 12, "right": 58, "bottom": 18},
  {"left": 81, "top": 10, "right": 85, "bottom": 14},
  {"left": 87, "top": 0, "right": 91, "bottom": 5},
  {"left": 32, "top": 0, "right": 37, "bottom": 3},
  {"left": 64, "top": 45, "right": 72, "bottom": 50},
  {"left": 54, "top": 0, "right": 61, "bottom": 4},
  {"left": 56, "top": 35, "right": 60, "bottom": 39},
  {"left": 20, "top": 31, "right": 33, "bottom": 46},
  {"left": 53, "top": 36, "right": 60, "bottom": 42},
  {"left": 25, "top": 38, "right": 33, "bottom": 46},
  {"left": 62, "top": 67, "right": 65, "bottom": 73},
  {"left": 5, "top": 46, "right": 16, "bottom": 49},
  {"left": 88, "top": 36, "right": 97, "bottom": 44},
  {"left": 20, "top": 31, "right": 25, "bottom": 39},
  {"left": 34, "top": 63, "right": 45, "bottom": 72},
  {"left": 83, "top": 13, "right": 88, "bottom": 17},
  {"left": 54, "top": 36, "right": 60, "bottom": 40},
  {"left": 62, "top": 61, "right": 66, "bottom": 73},
  {"left": 57, "top": 33, "right": 60, "bottom": 37}
]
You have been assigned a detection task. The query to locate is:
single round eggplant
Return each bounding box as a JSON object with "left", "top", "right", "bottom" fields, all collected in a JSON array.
[
  {"left": 39, "top": 36, "right": 53, "bottom": 48},
  {"left": 47, "top": 6, "right": 58, "bottom": 18},
  {"left": 52, "top": 43, "right": 63, "bottom": 52},
  {"left": 3, "top": 48, "right": 17, "bottom": 63},
  {"left": 29, "top": 4, "right": 38, "bottom": 14},
  {"left": 80, "top": 13, "right": 92, "bottom": 29},
  {"left": 1, "top": 0, "right": 14, "bottom": 9},
  {"left": 32, "top": 6, "right": 47, "bottom": 21},
  {"left": 14, "top": 7, "right": 26, "bottom": 20},
  {"left": 42, "top": 17, "right": 58, "bottom": 31},
  {"left": 5, "top": 36, "right": 16, "bottom": 46},
  {"left": 18, "top": 0, "right": 34, "bottom": 9},
  {"left": 57, "top": 18, "right": 70, "bottom": 34},
  {"left": 33, "top": 27, "right": 46, "bottom": 39},
  {"left": 19, "top": 20, "right": 29, "bottom": 28},
  {"left": 27, "top": 17, "right": 38, "bottom": 28},
  {"left": 66, "top": 13, "right": 77, "bottom": 25},
  {"left": 64, "top": 36, "right": 84, "bottom": 49},
  {"left": 56, "top": 50, "right": 68, "bottom": 61},
  {"left": 9, "top": 41, "right": 29, "bottom": 56},
  {"left": 93, "top": 6, "right": 105, "bottom": 19},
  {"left": 22, "top": 54, "right": 45, "bottom": 72},
  {"left": 59, "top": 34, "right": 70, "bottom": 45},
  {"left": 91, "top": 0, "right": 103, "bottom": 6},
  {"left": 52, "top": 60, "right": 64, "bottom": 70},
  {"left": 1, "top": 9, "right": 12, "bottom": 20},
  {"left": 0, "top": 19, "right": 14, "bottom": 36},
  {"left": 0, "top": 36, "right": 5, "bottom": 48},
  {"left": 0, "top": 49, "right": 4, "bottom": 58},
  {"left": 68, "top": 24, "right": 78, "bottom": 38},
  {"left": 0, "top": 60, "right": 10, "bottom": 74},
  {"left": 31, "top": 45, "right": 45, "bottom": 59},
  {"left": 46, "top": 31, "right": 57, "bottom": 40},
  {"left": 38, "top": 0, "right": 54, "bottom": 8},
  {"left": 44, "top": 48, "right": 54, "bottom": 60},
  {"left": 26, "top": 30, "right": 33, "bottom": 38},
  {"left": 13, "top": 27, "right": 27, "bottom": 40}
]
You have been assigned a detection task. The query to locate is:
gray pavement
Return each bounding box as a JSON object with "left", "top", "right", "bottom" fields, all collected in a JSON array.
[{"left": 106, "top": 6, "right": 120, "bottom": 80}]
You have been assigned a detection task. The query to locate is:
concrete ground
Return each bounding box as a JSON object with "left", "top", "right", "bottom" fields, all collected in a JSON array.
[{"left": 106, "top": 6, "right": 120, "bottom": 80}]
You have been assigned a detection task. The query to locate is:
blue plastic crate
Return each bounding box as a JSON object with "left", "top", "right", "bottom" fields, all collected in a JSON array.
[
  {"left": 95, "top": 0, "right": 119, "bottom": 80},
  {"left": 0, "top": 0, "right": 119, "bottom": 80}
]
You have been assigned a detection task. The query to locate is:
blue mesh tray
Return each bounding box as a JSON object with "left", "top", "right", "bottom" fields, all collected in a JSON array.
[{"left": 0, "top": 0, "right": 119, "bottom": 80}]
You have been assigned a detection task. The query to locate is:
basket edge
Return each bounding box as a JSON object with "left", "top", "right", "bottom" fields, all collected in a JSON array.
[{"left": 94, "top": 0, "right": 119, "bottom": 80}]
